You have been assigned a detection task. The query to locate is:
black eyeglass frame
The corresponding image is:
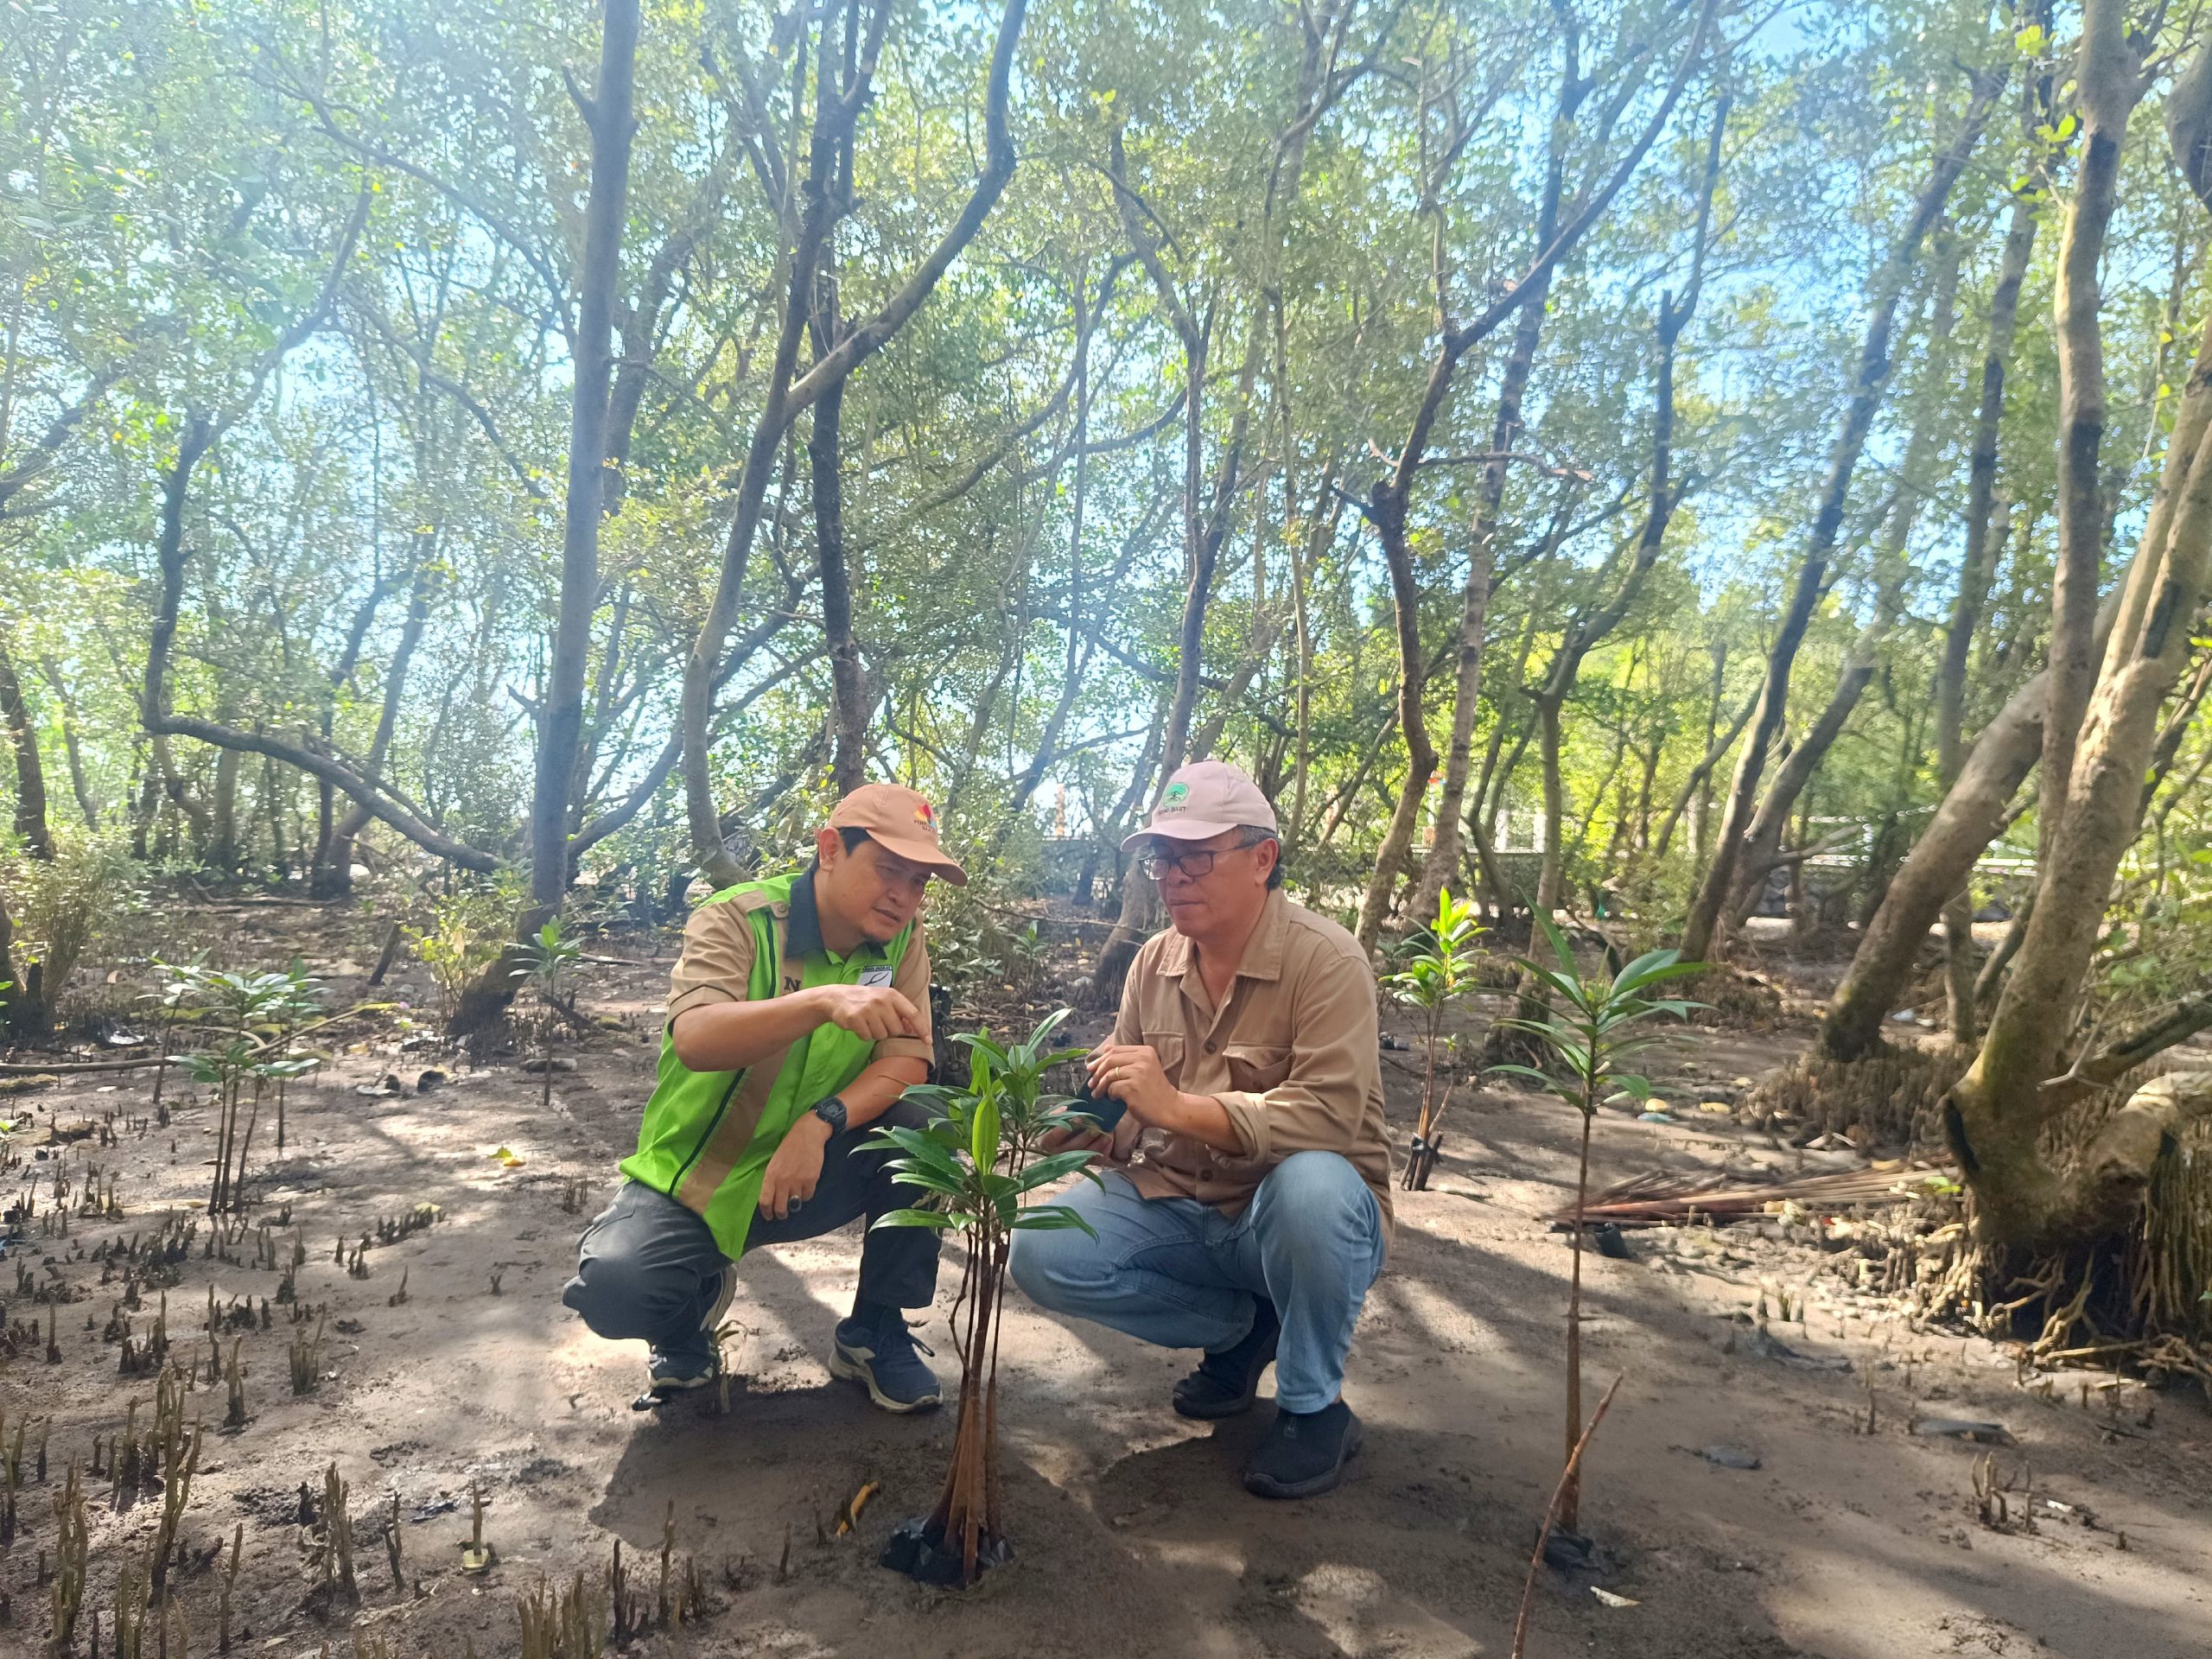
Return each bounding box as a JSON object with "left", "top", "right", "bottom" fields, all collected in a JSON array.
[{"left": 1137, "top": 830, "right": 1276, "bottom": 881}]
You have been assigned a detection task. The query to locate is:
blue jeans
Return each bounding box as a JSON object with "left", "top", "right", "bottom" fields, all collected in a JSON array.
[{"left": 1007, "top": 1151, "right": 1385, "bottom": 1414}]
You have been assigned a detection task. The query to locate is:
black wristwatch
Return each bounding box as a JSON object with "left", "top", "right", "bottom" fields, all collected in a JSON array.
[{"left": 810, "top": 1096, "right": 849, "bottom": 1136}]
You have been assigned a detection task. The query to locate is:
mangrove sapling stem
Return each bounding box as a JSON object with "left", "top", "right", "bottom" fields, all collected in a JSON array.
[
  {"left": 231, "top": 1079, "right": 264, "bottom": 1210},
  {"left": 150, "top": 1025, "right": 172, "bottom": 1125},
  {"left": 219, "top": 1522, "right": 243, "bottom": 1651},
  {"left": 1562, "top": 1103, "right": 1594, "bottom": 1531},
  {"left": 1488, "top": 922, "right": 1699, "bottom": 1545},
  {"left": 386, "top": 1491, "right": 404, "bottom": 1589},
  {"left": 1510, "top": 1372, "right": 1625, "bottom": 1659},
  {"left": 209, "top": 1078, "right": 235, "bottom": 1216}
]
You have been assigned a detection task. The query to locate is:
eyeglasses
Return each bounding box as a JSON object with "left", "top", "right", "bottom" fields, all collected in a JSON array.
[{"left": 1139, "top": 835, "right": 1273, "bottom": 881}]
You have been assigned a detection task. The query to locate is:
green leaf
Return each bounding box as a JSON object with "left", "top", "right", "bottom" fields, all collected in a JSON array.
[
  {"left": 1012, "top": 1148, "right": 1098, "bottom": 1190},
  {"left": 884, "top": 1166, "right": 969, "bottom": 1200},
  {"left": 871, "top": 1208, "right": 959, "bottom": 1231},
  {"left": 1485, "top": 1062, "right": 1560, "bottom": 1089},
  {"left": 1009, "top": 1204, "right": 1097, "bottom": 1237},
  {"left": 1027, "top": 1007, "right": 1073, "bottom": 1052},
  {"left": 956, "top": 1031, "right": 1011, "bottom": 1071},
  {"left": 1615, "top": 960, "right": 1707, "bottom": 997},
  {"left": 970, "top": 1089, "right": 1001, "bottom": 1172}
]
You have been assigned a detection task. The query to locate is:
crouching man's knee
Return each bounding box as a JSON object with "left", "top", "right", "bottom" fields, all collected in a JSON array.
[
  {"left": 563, "top": 1244, "right": 686, "bottom": 1342},
  {"left": 1007, "top": 1222, "right": 1101, "bottom": 1316},
  {"left": 1251, "top": 1152, "right": 1382, "bottom": 1268}
]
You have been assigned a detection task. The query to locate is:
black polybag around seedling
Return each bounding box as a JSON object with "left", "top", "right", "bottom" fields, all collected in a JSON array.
[
  {"left": 880, "top": 1514, "right": 1014, "bottom": 1585},
  {"left": 1540, "top": 1522, "right": 1624, "bottom": 1579}
]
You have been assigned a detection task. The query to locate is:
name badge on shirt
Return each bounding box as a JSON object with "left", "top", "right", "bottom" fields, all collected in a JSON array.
[{"left": 859, "top": 967, "right": 896, "bottom": 988}]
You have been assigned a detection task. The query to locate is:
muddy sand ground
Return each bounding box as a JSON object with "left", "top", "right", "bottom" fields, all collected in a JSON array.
[{"left": 3, "top": 899, "right": 2208, "bottom": 1658}]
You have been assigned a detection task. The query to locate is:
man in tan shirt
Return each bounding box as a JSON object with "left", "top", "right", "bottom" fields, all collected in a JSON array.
[{"left": 1010, "top": 762, "right": 1390, "bottom": 1499}]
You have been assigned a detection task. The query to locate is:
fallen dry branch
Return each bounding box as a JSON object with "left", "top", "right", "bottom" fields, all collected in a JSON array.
[{"left": 1552, "top": 1162, "right": 1956, "bottom": 1228}]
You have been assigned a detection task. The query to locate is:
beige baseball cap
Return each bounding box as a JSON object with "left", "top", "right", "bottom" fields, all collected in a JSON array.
[
  {"left": 829, "top": 784, "right": 969, "bottom": 886},
  {"left": 1122, "top": 761, "right": 1279, "bottom": 849}
]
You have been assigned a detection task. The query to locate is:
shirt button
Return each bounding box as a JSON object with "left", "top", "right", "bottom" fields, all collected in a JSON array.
[
  {"left": 1200, "top": 1167, "right": 1215, "bottom": 1180},
  {"left": 1204, "top": 1040, "right": 1217, "bottom": 1053}
]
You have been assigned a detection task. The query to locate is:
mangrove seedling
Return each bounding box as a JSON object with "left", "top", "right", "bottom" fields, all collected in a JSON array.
[
  {"left": 224, "top": 1338, "right": 246, "bottom": 1428},
  {"left": 188, "top": 1040, "right": 257, "bottom": 1217},
  {"left": 461, "top": 1481, "right": 491, "bottom": 1573},
  {"left": 512, "top": 918, "right": 584, "bottom": 1116},
  {"left": 218, "top": 1522, "right": 244, "bottom": 1652},
  {"left": 1489, "top": 919, "right": 1699, "bottom": 1534},
  {"left": 289, "top": 1313, "right": 324, "bottom": 1395},
  {"left": 149, "top": 1418, "right": 200, "bottom": 1590},
  {"left": 315, "top": 1462, "right": 358, "bottom": 1607},
  {"left": 141, "top": 955, "right": 207, "bottom": 1128},
  {"left": 1382, "top": 887, "right": 1484, "bottom": 1190},
  {"left": 48, "top": 1460, "right": 87, "bottom": 1652},
  {"left": 517, "top": 1570, "right": 605, "bottom": 1659},
  {"left": 260, "top": 963, "right": 326, "bottom": 1154},
  {"left": 868, "top": 1009, "right": 1103, "bottom": 1586}
]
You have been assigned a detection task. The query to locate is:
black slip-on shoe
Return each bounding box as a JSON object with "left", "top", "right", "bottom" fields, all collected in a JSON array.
[
  {"left": 1243, "top": 1401, "right": 1363, "bottom": 1499},
  {"left": 1172, "top": 1298, "right": 1281, "bottom": 1420}
]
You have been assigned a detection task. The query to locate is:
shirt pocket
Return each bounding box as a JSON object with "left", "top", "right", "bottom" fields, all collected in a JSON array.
[
  {"left": 1224, "top": 1042, "right": 1293, "bottom": 1095},
  {"left": 1140, "top": 1032, "right": 1186, "bottom": 1083}
]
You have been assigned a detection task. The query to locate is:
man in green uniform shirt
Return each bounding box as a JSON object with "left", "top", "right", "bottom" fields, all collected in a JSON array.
[{"left": 563, "top": 784, "right": 964, "bottom": 1411}]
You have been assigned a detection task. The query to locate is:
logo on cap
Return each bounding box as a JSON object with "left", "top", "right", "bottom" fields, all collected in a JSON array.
[
  {"left": 1162, "top": 782, "right": 1190, "bottom": 809},
  {"left": 913, "top": 800, "right": 937, "bottom": 830}
]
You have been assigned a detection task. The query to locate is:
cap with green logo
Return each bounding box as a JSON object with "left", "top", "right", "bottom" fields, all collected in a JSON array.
[{"left": 1122, "top": 761, "right": 1278, "bottom": 849}]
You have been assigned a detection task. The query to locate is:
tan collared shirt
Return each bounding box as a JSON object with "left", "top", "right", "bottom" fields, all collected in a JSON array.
[
  {"left": 1111, "top": 888, "right": 1394, "bottom": 1244},
  {"left": 664, "top": 871, "right": 937, "bottom": 1072}
]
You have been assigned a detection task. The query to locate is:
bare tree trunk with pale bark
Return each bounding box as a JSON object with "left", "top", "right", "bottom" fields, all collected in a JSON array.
[
  {"left": 1942, "top": 27, "right": 2212, "bottom": 1250},
  {"left": 1681, "top": 73, "right": 1999, "bottom": 962}
]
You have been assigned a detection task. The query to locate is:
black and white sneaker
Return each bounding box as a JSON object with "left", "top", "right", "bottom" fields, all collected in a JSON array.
[{"left": 830, "top": 1315, "right": 943, "bottom": 1413}]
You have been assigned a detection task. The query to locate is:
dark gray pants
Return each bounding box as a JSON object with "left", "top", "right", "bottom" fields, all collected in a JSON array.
[{"left": 563, "top": 1099, "right": 941, "bottom": 1364}]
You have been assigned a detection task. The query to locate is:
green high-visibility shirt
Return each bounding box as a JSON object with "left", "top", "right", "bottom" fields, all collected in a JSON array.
[{"left": 619, "top": 869, "right": 933, "bottom": 1258}]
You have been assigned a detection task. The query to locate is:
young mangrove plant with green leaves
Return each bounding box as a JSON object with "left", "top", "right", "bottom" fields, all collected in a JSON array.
[
  {"left": 1489, "top": 921, "right": 1701, "bottom": 1533},
  {"left": 1382, "top": 887, "right": 1485, "bottom": 1190},
  {"left": 181, "top": 964, "right": 324, "bottom": 1211},
  {"left": 512, "top": 918, "right": 585, "bottom": 1114},
  {"left": 868, "top": 1008, "right": 1102, "bottom": 1586},
  {"left": 258, "top": 963, "right": 326, "bottom": 1155},
  {"left": 141, "top": 955, "right": 209, "bottom": 1128}
]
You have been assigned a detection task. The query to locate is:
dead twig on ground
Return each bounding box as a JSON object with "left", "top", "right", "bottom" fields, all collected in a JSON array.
[{"left": 1510, "top": 1371, "right": 1625, "bottom": 1659}]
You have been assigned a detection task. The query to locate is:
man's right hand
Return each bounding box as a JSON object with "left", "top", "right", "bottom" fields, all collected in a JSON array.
[{"left": 811, "top": 983, "right": 924, "bottom": 1042}]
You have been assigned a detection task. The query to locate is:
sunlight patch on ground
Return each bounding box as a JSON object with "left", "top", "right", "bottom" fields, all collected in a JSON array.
[{"left": 1294, "top": 1561, "right": 1487, "bottom": 1658}]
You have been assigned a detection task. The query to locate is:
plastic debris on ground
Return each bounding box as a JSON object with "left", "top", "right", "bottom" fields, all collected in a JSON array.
[{"left": 1910, "top": 1417, "right": 2017, "bottom": 1446}]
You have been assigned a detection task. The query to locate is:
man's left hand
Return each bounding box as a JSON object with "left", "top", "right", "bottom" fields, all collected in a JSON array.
[
  {"left": 1087, "top": 1042, "right": 1184, "bottom": 1126},
  {"left": 760, "top": 1114, "right": 830, "bottom": 1220}
]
